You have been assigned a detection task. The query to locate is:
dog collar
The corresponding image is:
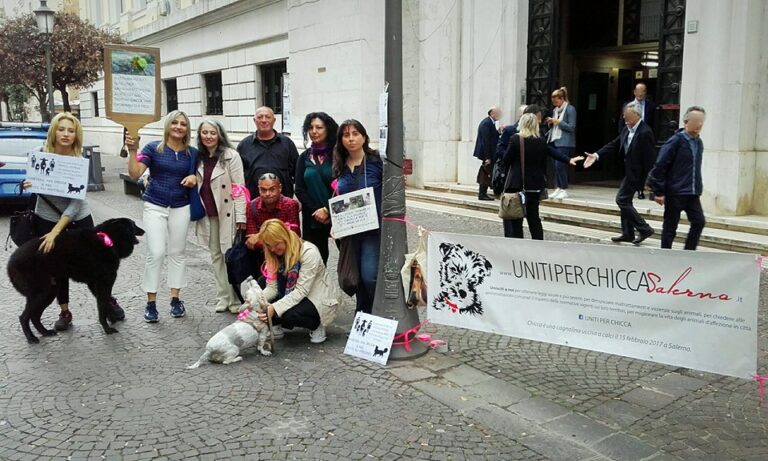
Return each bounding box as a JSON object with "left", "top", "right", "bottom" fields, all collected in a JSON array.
[
  {"left": 96, "top": 232, "right": 113, "bottom": 247},
  {"left": 444, "top": 298, "right": 459, "bottom": 313}
]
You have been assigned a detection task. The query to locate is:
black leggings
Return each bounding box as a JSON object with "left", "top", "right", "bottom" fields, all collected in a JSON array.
[
  {"left": 272, "top": 298, "right": 321, "bottom": 330},
  {"left": 33, "top": 214, "right": 94, "bottom": 305},
  {"left": 302, "top": 224, "right": 331, "bottom": 265}
]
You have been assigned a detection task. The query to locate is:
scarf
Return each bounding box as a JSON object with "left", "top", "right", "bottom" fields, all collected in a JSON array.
[
  {"left": 548, "top": 102, "right": 568, "bottom": 144},
  {"left": 309, "top": 145, "right": 330, "bottom": 165},
  {"left": 277, "top": 261, "right": 302, "bottom": 298}
]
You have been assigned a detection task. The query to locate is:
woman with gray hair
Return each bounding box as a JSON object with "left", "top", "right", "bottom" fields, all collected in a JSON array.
[{"left": 195, "top": 118, "right": 247, "bottom": 313}]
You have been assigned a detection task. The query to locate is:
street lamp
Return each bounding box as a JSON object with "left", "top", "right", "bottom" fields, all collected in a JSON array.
[{"left": 34, "top": 0, "right": 55, "bottom": 120}]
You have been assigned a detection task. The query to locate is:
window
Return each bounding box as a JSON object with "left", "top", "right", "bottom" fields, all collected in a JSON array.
[
  {"left": 91, "top": 91, "right": 99, "bottom": 117},
  {"left": 89, "top": 0, "right": 103, "bottom": 25},
  {"left": 261, "top": 61, "right": 287, "bottom": 114},
  {"left": 203, "top": 72, "right": 222, "bottom": 115},
  {"left": 135, "top": 0, "right": 147, "bottom": 10},
  {"left": 164, "top": 79, "right": 178, "bottom": 113}
]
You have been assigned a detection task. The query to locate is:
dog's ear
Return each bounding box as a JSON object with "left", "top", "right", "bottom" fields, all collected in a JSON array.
[
  {"left": 134, "top": 223, "right": 146, "bottom": 236},
  {"left": 439, "top": 243, "right": 452, "bottom": 257}
]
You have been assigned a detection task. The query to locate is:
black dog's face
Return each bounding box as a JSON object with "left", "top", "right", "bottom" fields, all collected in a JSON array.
[{"left": 95, "top": 218, "right": 145, "bottom": 258}]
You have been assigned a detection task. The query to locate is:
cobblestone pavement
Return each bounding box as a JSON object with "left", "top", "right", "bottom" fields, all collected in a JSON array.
[{"left": 0, "top": 156, "right": 765, "bottom": 460}]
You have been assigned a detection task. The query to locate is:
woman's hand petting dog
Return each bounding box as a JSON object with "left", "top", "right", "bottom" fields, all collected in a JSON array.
[
  {"left": 38, "top": 231, "right": 58, "bottom": 253},
  {"left": 257, "top": 304, "right": 276, "bottom": 322}
]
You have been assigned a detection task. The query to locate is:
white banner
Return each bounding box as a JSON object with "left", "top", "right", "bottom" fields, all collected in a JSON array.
[
  {"left": 26, "top": 152, "right": 90, "bottom": 199},
  {"left": 329, "top": 187, "right": 379, "bottom": 239},
  {"left": 344, "top": 312, "right": 398, "bottom": 365},
  {"left": 427, "top": 232, "right": 760, "bottom": 378}
]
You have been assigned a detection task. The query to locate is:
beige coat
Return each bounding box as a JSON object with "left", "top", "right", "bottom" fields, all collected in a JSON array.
[
  {"left": 264, "top": 241, "right": 341, "bottom": 327},
  {"left": 195, "top": 147, "right": 247, "bottom": 254}
]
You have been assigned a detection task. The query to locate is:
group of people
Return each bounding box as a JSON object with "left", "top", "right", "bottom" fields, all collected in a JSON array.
[
  {"left": 481, "top": 84, "right": 707, "bottom": 251},
  {"left": 22, "top": 108, "right": 384, "bottom": 345}
]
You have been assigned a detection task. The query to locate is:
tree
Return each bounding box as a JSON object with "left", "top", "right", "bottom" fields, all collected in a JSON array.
[
  {"left": 0, "top": 84, "right": 33, "bottom": 121},
  {"left": 0, "top": 13, "right": 123, "bottom": 121}
]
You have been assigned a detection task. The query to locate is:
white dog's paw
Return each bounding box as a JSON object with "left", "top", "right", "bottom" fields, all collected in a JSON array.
[{"left": 260, "top": 349, "right": 272, "bottom": 356}]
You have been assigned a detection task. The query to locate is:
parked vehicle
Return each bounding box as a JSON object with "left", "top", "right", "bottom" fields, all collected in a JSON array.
[{"left": 0, "top": 123, "right": 48, "bottom": 204}]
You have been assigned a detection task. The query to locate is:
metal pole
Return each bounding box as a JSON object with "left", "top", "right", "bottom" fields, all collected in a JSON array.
[
  {"left": 44, "top": 38, "right": 55, "bottom": 119},
  {"left": 375, "top": 0, "right": 427, "bottom": 360}
]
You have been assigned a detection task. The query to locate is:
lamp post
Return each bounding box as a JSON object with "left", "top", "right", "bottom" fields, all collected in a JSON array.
[{"left": 34, "top": 0, "right": 55, "bottom": 121}]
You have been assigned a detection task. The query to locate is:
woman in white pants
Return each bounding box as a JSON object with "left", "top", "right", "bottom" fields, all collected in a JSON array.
[
  {"left": 194, "top": 118, "right": 247, "bottom": 313},
  {"left": 128, "top": 110, "right": 198, "bottom": 322}
]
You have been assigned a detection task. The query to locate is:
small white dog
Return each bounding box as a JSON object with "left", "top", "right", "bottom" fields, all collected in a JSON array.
[{"left": 187, "top": 277, "right": 272, "bottom": 369}]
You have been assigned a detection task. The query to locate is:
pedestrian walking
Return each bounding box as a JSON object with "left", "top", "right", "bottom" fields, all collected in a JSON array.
[
  {"left": 583, "top": 102, "right": 656, "bottom": 244},
  {"left": 295, "top": 112, "right": 338, "bottom": 265},
  {"left": 237, "top": 106, "right": 299, "bottom": 199},
  {"left": 647, "top": 106, "right": 707, "bottom": 250},
  {"left": 332, "top": 119, "right": 383, "bottom": 314},
  {"left": 254, "top": 219, "right": 340, "bottom": 344},
  {"left": 194, "top": 118, "right": 247, "bottom": 313},
  {"left": 546, "top": 87, "right": 577, "bottom": 199},
  {"left": 20, "top": 112, "right": 124, "bottom": 330},
  {"left": 127, "top": 110, "right": 198, "bottom": 322},
  {"left": 619, "top": 82, "right": 656, "bottom": 132},
  {"left": 473, "top": 106, "right": 502, "bottom": 201},
  {"left": 500, "top": 113, "right": 582, "bottom": 239}
]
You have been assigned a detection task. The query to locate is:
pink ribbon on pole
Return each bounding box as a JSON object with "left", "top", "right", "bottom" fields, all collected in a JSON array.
[
  {"left": 754, "top": 374, "right": 768, "bottom": 403},
  {"left": 231, "top": 183, "right": 250, "bottom": 202}
]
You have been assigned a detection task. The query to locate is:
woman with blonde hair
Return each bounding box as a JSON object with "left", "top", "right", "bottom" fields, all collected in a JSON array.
[
  {"left": 502, "top": 113, "right": 582, "bottom": 239},
  {"left": 128, "top": 110, "right": 197, "bottom": 323},
  {"left": 21, "top": 112, "right": 124, "bottom": 330},
  {"left": 546, "top": 86, "right": 577, "bottom": 199},
  {"left": 194, "top": 118, "right": 247, "bottom": 313},
  {"left": 254, "top": 218, "right": 339, "bottom": 344}
]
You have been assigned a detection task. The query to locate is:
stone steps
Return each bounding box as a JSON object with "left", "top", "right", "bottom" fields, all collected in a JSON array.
[{"left": 406, "top": 187, "right": 768, "bottom": 256}]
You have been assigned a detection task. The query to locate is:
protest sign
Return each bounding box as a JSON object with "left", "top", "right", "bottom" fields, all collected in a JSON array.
[
  {"left": 427, "top": 232, "right": 760, "bottom": 378},
  {"left": 26, "top": 152, "right": 89, "bottom": 199},
  {"left": 329, "top": 187, "right": 379, "bottom": 238},
  {"left": 344, "top": 312, "right": 399, "bottom": 365}
]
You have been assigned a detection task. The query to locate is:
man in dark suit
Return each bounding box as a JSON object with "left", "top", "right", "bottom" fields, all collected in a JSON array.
[
  {"left": 473, "top": 106, "right": 501, "bottom": 201},
  {"left": 585, "top": 102, "right": 656, "bottom": 244},
  {"left": 619, "top": 83, "right": 656, "bottom": 132}
]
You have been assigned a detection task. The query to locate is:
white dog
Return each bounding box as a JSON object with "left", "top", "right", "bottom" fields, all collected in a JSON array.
[{"left": 187, "top": 278, "right": 272, "bottom": 368}]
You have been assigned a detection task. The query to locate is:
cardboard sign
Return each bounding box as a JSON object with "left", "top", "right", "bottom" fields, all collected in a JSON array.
[
  {"left": 344, "top": 312, "right": 398, "bottom": 365},
  {"left": 329, "top": 187, "right": 379, "bottom": 239},
  {"left": 26, "top": 152, "right": 89, "bottom": 199}
]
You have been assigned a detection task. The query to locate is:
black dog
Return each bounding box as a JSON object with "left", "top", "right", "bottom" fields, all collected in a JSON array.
[
  {"left": 7, "top": 218, "right": 144, "bottom": 344},
  {"left": 373, "top": 346, "right": 388, "bottom": 357},
  {"left": 67, "top": 183, "right": 85, "bottom": 193}
]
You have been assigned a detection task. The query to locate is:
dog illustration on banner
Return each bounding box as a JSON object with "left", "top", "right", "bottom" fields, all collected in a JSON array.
[
  {"left": 432, "top": 242, "right": 492, "bottom": 315},
  {"left": 353, "top": 316, "right": 373, "bottom": 336}
]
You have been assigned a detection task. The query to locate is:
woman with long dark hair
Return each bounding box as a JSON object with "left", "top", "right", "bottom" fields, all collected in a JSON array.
[
  {"left": 295, "top": 112, "right": 338, "bottom": 265},
  {"left": 332, "top": 119, "right": 382, "bottom": 314},
  {"left": 194, "top": 118, "right": 247, "bottom": 313}
]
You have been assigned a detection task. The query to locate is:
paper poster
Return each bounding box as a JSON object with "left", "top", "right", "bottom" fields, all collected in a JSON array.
[
  {"left": 282, "top": 72, "right": 292, "bottom": 133},
  {"left": 379, "top": 91, "right": 388, "bottom": 156},
  {"left": 427, "top": 232, "right": 760, "bottom": 378},
  {"left": 344, "top": 312, "right": 399, "bottom": 365},
  {"left": 26, "top": 152, "right": 90, "bottom": 199},
  {"left": 110, "top": 50, "right": 156, "bottom": 115},
  {"left": 329, "top": 187, "right": 379, "bottom": 239}
]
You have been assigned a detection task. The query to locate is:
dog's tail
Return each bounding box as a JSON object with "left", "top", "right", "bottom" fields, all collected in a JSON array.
[{"left": 186, "top": 350, "right": 211, "bottom": 369}]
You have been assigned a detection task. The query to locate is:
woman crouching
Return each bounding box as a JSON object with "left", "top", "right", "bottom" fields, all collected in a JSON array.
[{"left": 255, "top": 219, "right": 339, "bottom": 343}]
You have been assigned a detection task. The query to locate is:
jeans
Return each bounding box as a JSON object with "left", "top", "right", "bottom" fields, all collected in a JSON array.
[
  {"left": 615, "top": 178, "right": 653, "bottom": 237},
  {"left": 552, "top": 146, "right": 572, "bottom": 189},
  {"left": 355, "top": 233, "right": 380, "bottom": 314},
  {"left": 141, "top": 202, "right": 191, "bottom": 293},
  {"left": 33, "top": 214, "right": 94, "bottom": 305},
  {"left": 503, "top": 192, "right": 543, "bottom": 240},
  {"left": 661, "top": 195, "right": 706, "bottom": 250}
]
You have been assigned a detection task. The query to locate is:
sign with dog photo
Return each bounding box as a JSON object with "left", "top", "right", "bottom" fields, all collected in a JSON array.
[
  {"left": 25, "top": 152, "right": 90, "bottom": 199},
  {"left": 328, "top": 187, "right": 379, "bottom": 239},
  {"left": 427, "top": 232, "right": 759, "bottom": 378},
  {"left": 344, "top": 312, "right": 398, "bottom": 365}
]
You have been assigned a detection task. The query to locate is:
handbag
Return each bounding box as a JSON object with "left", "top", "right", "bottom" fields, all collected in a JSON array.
[
  {"left": 337, "top": 236, "right": 359, "bottom": 296},
  {"left": 491, "top": 156, "right": 506, "bottom": 196},
  {"left": 476, "top": 163, "right": 492, "bottom": 187},
  {"left": 498, "top": 135, "right": 527, "bottom": 220},
  {"left": 8, "top": 193, "right": 63, "bottom": 248},
  {"left": 188, "top": 150, "right": 205, "bottom": 221}
]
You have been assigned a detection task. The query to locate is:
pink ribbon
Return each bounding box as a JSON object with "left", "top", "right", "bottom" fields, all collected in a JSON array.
[
  {"left": 136, "top": 152, "right": 145, "bottom": 162},
  {"left": 758, "top": 256, "right": 765, "bottom": 272},
  {"left": 383, "top": 217, "right": 431, "bottom": 233},
  {"left": 96, "top": 232, "right": 113, "bottom": 247},
  {"left": 237, "top": 308, "right": 251, "bottom": 321},
  {"left": 231, "top": 183, "right": 250, "bottom": 202},
  {"left": 391, "top": 319, "right": 430, "bottom": 352},
  {"left": 261, "top": 263, "right": 276, "bottom": 282},
  {"left": 754, "top": 374, "right": 768, "bottom": 403},
  {"left": 331, "top": 179, "right": 339, "bottom": 193}
]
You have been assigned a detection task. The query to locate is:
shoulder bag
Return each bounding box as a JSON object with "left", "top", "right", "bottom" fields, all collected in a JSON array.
[
  {"left": 9, "top": 192, "right": 64, "bottom": 247},
  {"left": 188, "top": 150, "right": 206, "bottom": 221},
  {"left": 498, "top": 136, "right": 527, "bottom": 220}
]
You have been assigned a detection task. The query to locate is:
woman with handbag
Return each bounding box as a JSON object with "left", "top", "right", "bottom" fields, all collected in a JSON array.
[
  {"left": 501, "top": 113, "right": 582, "bottom": 240},
  {"left": 253, "top": 219, "right": 340, "bottom": 344},
  {"left": 295, "top": 112, "right": 338, "bottom": 265},
  {"left": 332, "top": 119, "right": 383, "bottom": 314},
  {"left": 127, "top": 110, "right": 198, "bottom": 323},
  {"left": 194, "top": 118, "right": 247, "bottom": 313},
  {"left": 20, "top": 112, "right": 125, "bottom": 331}
]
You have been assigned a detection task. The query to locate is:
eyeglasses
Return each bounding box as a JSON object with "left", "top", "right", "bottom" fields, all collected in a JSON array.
[{"left": 258, "top": 173, "right": 278, "bottom": 181}]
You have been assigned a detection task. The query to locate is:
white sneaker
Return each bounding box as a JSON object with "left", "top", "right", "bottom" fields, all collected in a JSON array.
[
  {"left": 557, "top": 190, "right": 569, "bottom": 199},
  {"left": 309, "top": 325, "right": 327, "bottom": 344},
  {"left": 270, "top": 325, "right": 285, "bottom": 339},
  {"left": 214, "top": 301, "right": 229, "bottom": 313}
]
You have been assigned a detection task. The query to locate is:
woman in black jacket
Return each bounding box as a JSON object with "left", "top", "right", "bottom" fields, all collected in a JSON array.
[{"left": 501, "top": 113, "right": 582, "bottom": 239}]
